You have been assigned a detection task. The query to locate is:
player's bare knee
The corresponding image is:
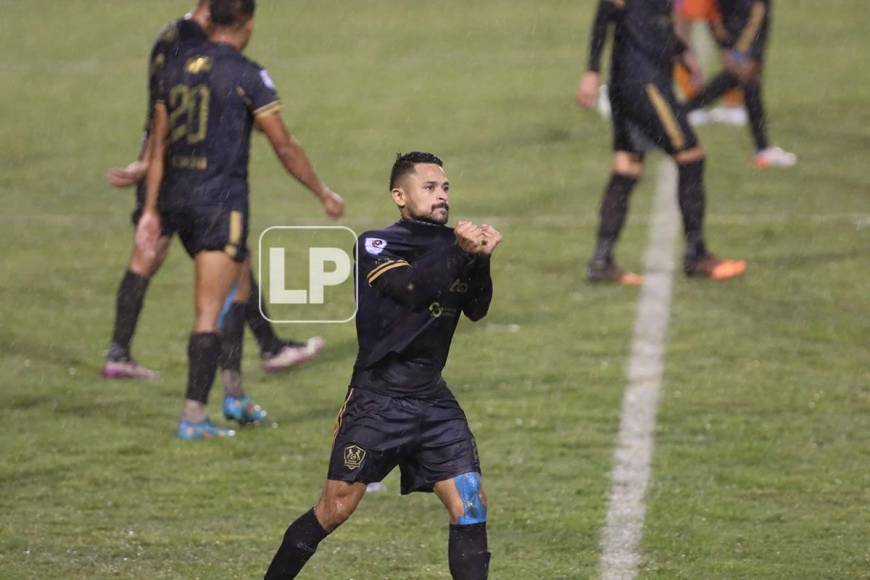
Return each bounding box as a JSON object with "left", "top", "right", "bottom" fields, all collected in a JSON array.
[
  {"left": 612, "top": 152, "right": 644, "bottom": 178},
  {"left": 675, "top": 147, "right": 705, "bottom": 165}
]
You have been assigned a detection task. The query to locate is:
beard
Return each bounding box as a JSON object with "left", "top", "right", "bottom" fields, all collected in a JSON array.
[{"left": 412, "top": 203, "right": 449, "bottom": 225}]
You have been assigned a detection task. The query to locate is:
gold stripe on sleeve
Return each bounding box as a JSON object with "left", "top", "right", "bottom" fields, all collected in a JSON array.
[
  {"left": 367, "top": 260, "right": 410, "bottom": 285},
  {"left": 253, "top": 100, "right": 282, "bottom": 118}
]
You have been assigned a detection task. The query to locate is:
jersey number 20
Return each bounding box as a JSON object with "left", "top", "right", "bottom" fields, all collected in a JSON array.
[{"left": 168, "top": 84, "right": 210, "bottom": 144}]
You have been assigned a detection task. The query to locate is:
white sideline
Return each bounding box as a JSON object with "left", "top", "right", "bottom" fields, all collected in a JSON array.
[{"left": 598, "top": 161, "right": 680, "bottom": 580}]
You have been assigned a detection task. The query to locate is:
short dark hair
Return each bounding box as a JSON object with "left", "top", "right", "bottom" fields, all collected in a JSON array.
[
  {"left": 210, "top": 0, "right": 256, "bottom": 28},
  {"left": 389, "top": 151, "right": 444, "bottom": 190}
]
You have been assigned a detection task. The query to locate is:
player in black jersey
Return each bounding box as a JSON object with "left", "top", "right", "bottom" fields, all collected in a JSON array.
[
  {"left": 103, "top": 1, "right": 325, "bottom": 381},
  {"left": 686, "top": 0, "right": 796, "bottom": 168},
  {"left": 139, "top": 0, "right": 344, "bottom": 439},
  {"left": 264, "top": 153, "right": 502, "bottom": 580},
  {"left": 576, "top": 0, "right": 746, "bottom": 282}
]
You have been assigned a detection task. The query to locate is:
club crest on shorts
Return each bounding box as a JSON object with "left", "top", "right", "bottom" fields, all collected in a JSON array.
[
  {"left": 343, "top": 444, "right": 366, "bottom": 470},
  {"left": 364, "top": 238, "right": 387, "bottom": 255}
]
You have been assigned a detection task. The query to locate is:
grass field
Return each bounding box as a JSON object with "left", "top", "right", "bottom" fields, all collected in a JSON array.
[{"left": 1, "top": 1, "right": 868, "bottom": 578}]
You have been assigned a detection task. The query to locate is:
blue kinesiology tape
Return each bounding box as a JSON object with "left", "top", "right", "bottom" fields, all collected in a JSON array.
[
  {"left": 217, "top": 284, "right": 238, "bottom": 330},
  {"left": 454, "top": 472, "right": 487, "bottom": 525}
]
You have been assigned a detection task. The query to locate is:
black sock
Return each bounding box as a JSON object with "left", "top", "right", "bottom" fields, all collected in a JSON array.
[
  {"left": 743, "top": 80, "right": 769, "bottom": 151},
  {"left": 448, "top": 523, "right": 490, "bottom": 580},
  {"left": 265, "top": 508, "right": 330, "bottom": 580},
  {"left": 686, "top": 71, "right": 740, "bottom": 112},
  {"left": 109, "top": 270, "right": 150, "bottom": 360},
  {"left": 246, "top": 272, "right": 286, "bottom": 356},
  {"left": 593, "top": 173, "right": 638, "bottom": 262},
  {"left": 186, "top": 332, "right": 221, "bottom": 404},
  {"left": 219, "top": 302, "right": 245, "bottom": 373},
  {"left": 677, "top": 159, "right": 708, "bottom": 260}
]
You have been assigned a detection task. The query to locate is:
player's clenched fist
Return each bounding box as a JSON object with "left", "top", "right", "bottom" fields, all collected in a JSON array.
[
  {"left": 478, "top": 224, "right": 502, "bottom": 256},
  {"left": 320, "top": 189, "right": 345, "bottom": 220},
  {"left": 454, "top": 220, "right": 484, "bottom": 253}
]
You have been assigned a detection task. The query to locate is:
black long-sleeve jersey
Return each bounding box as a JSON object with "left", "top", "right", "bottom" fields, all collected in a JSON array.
[
  {"left": 587, "top": 0, "right": 687, "bottom": 84},
  {"left": 351, "top": 219, "right": 493, "bottom": 399},
  {"left": 154, "top": 42, "right": 281, "bottom": 209}
]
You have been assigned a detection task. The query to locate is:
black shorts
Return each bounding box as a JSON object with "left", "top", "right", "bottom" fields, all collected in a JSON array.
[
  {"left": 328, "top": 387, "right": 481, "bottom": 495},
  {"left": 722, "top": 10, "right": 770, "bottom": 62},
  {"left": 160, "top": 204, "right": 249, "bottom": 263},
  {"left": 610, "top": 77, "right": 698, "bottom": 156}
]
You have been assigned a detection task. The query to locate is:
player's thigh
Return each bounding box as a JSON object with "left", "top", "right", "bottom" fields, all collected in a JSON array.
[
  {"left": 194, "top": 250, "right": 241, "bottom": 331},
  {"left": 327, "top": 388, "right": 413, "bottom": 486},
  {"left": 400, "top": 397, "right": 481, "bottom": 495},
  {"left": 177, "top": 205, "right": 250, "bottom": 265},
  {"left": 625, "top": 79, "right": 699, "bottom": 156}
]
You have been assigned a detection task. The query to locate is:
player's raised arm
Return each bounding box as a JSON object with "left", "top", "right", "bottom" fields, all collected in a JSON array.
[
  {"left": 461, "top": 224, "right": 501, "bottom": 321},
  {"left": 255, "top": 111, "right": 344, "bottom": 220}
]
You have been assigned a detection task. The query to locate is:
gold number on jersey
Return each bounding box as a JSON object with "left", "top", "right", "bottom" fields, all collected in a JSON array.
[{"left": 168, "top": 84, "right": 210, "bottom": 144}]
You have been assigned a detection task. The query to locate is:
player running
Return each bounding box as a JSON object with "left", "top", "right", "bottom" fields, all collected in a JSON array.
[
  {"left": 576, "top": 0, "right": 747, "bottom": 284},
  {"left": 139, "top": 0, "right": 344, "bottom": 439},
  {"left": 103, "top": 0, "right": 324, "bottom": 381},
  {"left": 265, "top": 152, "right": 500, "bottom": 579},
  {"left": 685, "top": 0, "right": 796, "bottom": 168}
]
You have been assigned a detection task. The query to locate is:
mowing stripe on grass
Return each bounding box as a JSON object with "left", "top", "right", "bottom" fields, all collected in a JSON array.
[{"left": 599, "top": 161, "right": 679, "bottom": 580}]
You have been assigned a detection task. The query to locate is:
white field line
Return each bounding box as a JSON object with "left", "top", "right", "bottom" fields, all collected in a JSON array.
[{"left": 598, "top": 161, "right": 680, "bottom": 580}]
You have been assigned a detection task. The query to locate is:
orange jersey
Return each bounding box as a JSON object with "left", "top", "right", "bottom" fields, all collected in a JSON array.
[{"left": 675, "top": 0, "right": 721, "bottom": 21}]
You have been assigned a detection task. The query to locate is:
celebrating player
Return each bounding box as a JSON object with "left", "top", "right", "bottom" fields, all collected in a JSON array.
[
  {"left": 264, "top": 152, "right": 499, "bottom": 579},
  {"left": 103, "top": 0, "right": 324, "bottom": 381},
  {"left": 576, "top": 0, "right": 746, "bottom": 283},
  {"left": 140, "top": 0, "right": 344, "bottom": 439},
  {"left": 685, "top": 0, "right": 796, "bottom": 168}
]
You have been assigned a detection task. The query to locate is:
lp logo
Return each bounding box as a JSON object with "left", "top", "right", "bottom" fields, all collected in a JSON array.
[
  {"left": 258, "top": 226, "right": 358, "bottom": 323},
  {"left": 269, "top": 247, "right": 350, "bottom": 304}
]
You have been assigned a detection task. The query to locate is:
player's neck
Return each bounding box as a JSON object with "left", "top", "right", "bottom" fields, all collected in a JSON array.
[{"left": 210, "top": 32, "right": 245, "bottom": 51}]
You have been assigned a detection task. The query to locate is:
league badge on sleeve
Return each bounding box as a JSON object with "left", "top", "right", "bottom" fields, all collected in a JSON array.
[
  {"left": 260, "top": 69, "right": 276, "bottom": 90},
  {"left": 364, "top": 238, "right": 387, "bottom": 255}
]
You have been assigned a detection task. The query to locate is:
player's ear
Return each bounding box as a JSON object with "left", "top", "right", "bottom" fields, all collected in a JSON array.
[{"left": 390, "top": 187, "right": 406, "bottom": 209}]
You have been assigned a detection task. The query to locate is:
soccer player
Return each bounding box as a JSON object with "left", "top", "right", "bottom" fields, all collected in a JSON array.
[
  {"left": 674, "top": 0, "right": 748, "bottom": 126},
  {"left": 684, "top": 0, "right": 797, "bottom": 168},
  {"left": 264, "top": 152, "right": 500, "bottom": 579},
  {"left": 103, "top": 0, "right": 324, "bottom": 380},
  {"left": 576, "top": 0, "right": 746, "bottom": 283},
  {"left": 139, "top": 0, "right": 344, "bottom": 439}
]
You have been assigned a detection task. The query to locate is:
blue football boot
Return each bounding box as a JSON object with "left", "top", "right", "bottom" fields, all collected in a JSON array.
[
  {"left": 177, "top": 418, "right": 236, "bottom": 441},
  {"left": 223, "top": 395, "right": 267, "bottom": 426}
]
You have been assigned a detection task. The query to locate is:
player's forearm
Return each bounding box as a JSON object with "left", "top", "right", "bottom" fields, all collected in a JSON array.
[
  {"left": 275, "top": 137, "right": 331, "bottom": 200},
  {"left": 374, "top": 245, "right": 472, "bottom": 309},
  {"left": 462, "top": 258, "right": 493, "bottom": 321},
  {"left": 142, "top": 149, "right": 164, "bottom": 213}
]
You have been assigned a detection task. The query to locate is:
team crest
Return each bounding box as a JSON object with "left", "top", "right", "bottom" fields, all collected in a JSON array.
[
  {"left": 364, "top": 238, "right": 387, "bottom": 255},
  {"left": 343, "top": 444, "right": 366, "bottom": 470}
]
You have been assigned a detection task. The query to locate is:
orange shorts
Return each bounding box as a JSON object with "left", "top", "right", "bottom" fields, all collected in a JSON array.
[{"left": 676, "top": 0, "right": 720, "bottom": 21}]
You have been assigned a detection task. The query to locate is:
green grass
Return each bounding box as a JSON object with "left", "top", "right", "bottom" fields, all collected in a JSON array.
[{"left": 0, "top": 1, "right": 867, "bottom": 578}]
